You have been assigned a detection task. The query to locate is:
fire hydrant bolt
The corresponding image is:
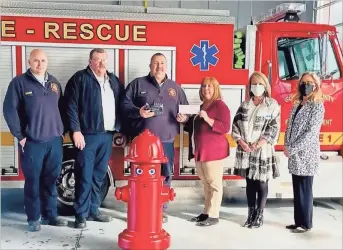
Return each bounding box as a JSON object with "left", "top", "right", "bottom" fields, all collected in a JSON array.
[
  {"left": 115, "top": 187, "right": 122, "bottom": 201},
  {"left": 169, "top": 188, "right": 176, "bottom": 201}
]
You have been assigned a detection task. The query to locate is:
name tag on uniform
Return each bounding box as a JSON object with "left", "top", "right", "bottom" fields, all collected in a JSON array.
[
  {"left": 140, "top": 91, "right": 146, "bottom": 94},
  {"left": 25, "top": 91, "right": 33, "bottom": 96}
]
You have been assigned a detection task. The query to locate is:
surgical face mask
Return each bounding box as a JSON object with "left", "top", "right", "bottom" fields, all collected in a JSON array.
[
  {"left": 299, "top": 84, "right": 314, "bottom": 96},
  {"left": 251, "top": 84, "right": 265, "bottom": 97}
]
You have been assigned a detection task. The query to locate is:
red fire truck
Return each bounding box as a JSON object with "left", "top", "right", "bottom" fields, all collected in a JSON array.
[{"left": 1, "top": 1, "right": 342, "bottom": 212}]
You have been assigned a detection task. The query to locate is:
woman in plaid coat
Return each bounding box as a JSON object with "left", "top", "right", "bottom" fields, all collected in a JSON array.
[{"left": 232, "top": 71, "right": 281, "bottom": 228}]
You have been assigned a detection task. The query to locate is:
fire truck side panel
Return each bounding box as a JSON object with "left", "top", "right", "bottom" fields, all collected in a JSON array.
[
  {"left": 1, "top": 7, "right": 342, "bottom": 198},
  {"left": 0, "top": 46, "right": 19, "bottom": 179}
]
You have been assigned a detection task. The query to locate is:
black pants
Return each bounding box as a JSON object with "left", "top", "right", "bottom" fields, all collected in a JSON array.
[
  {"left": 246, "top": 178, "right": 269, "bottom": 209},
  {"left": 74, "top": 132, "right": 113, "bottom": 218},
  {"left": 20, "top": 136, "right": 63, "bottom": 222},
  {"left": 292, "top": 174, "right": 314, "bottom": 229}
]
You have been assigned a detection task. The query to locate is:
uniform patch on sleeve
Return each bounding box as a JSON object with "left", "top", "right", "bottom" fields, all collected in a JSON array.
[
  {"left": 51, "top": 83, "right": 59, "bottom": 94},
  {"left": 168, "top": 88, "right": 176, "bottom": 97}
]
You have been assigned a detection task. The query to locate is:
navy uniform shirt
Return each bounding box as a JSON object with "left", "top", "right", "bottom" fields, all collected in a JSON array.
[
  {"left": 121, "top": 74, "right": 189, "bottom": 142},
  {"left": 3, "top": 69, "right": 64, "bottom": 142}
]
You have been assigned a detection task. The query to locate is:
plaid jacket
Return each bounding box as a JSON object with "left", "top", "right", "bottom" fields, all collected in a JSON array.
[{"left": 232, "top": 97, "right": 281, "bottom": 182}]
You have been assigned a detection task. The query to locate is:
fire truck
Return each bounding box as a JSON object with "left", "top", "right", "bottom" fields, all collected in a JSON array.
[{"left": 1, "top": 1, "right": 342, "bottom": 212}]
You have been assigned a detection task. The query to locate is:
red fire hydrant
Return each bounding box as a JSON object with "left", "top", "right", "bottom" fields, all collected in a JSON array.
[{"left": 115, "top": 129, "right": 176, "bottom": 250}]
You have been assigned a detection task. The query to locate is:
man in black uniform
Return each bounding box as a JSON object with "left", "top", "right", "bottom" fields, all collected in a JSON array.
[
  {"left": 3, "top": 49, "right": 68, "bottom": 232},
  {"left": 121, "top": 53, "right": 189, "bottom": 223}
]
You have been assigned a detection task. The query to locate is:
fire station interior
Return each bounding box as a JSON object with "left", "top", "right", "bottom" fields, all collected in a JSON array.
[{"left": 1, "top": 0, "right": 343, "bottom": 249}]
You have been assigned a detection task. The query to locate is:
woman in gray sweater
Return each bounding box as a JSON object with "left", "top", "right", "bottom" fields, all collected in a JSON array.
[{"left": 284, "top": 72, "right": 325, "bottom": 233}]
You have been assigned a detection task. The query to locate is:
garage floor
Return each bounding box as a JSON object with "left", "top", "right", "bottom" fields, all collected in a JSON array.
[{"left": 1, "top": 187, "right": 342, "bottom": 249}]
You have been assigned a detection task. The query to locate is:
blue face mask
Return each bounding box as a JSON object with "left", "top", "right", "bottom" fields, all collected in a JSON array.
[{"left": 299, "top": 84, "right": 314, "bottom": 96}]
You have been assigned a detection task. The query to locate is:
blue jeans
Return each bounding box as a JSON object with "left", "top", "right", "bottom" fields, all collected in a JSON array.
[{"left": 161, "top": 142, "right": 174, "bottom": 211}]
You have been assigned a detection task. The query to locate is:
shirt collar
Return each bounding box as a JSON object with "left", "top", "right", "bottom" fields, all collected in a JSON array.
[
  {"left": 29, "top": 69, "right": 49, "bottom": 83},
  {"left": 148, "top": 73, "right": 168, "bottom": 87},
  {"left": 91, "top": 68, "right": 109, "bottom": 82}
]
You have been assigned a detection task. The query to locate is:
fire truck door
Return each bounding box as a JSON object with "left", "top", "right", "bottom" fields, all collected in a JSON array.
[
  {"left": 270, "top": 31, "right": 322, "bottom": 146},
  {"left": 0, "top": 46, "right": 18, "bottom": 177}
]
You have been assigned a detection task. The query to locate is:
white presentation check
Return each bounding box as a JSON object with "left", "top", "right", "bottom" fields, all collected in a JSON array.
[{"left": 179, "top": 105, "right": 200, "bottom": 114}]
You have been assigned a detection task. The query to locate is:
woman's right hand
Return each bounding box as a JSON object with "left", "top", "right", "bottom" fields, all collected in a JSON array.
[{"left": 238, "top": 139, "right": 252, "bottom": 153}]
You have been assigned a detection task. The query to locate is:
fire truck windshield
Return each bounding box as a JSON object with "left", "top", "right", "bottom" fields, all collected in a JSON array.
[{"left": 277, "top": 37, "right": 341, "bottom": 80}]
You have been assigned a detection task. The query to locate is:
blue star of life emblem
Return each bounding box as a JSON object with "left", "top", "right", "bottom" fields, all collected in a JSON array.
[{"left": 190, "top": 40, "right": 219, "bottom": 71}]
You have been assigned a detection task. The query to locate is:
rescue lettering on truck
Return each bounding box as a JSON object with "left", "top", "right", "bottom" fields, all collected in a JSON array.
[
  {"left": 2, "top": 20, "right": 147, "bottom": 42},
  {"left": 0, "top": 16, "right": 248, "bottom": 85}
]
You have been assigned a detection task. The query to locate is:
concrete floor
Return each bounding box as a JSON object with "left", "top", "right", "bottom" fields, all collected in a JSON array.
[{"left": 1, "top": 187, "right": 342, "bottom": 250}]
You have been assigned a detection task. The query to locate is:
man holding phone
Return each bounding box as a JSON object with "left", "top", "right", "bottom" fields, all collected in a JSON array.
[{"left": 121, "top": 53, "right": 189, "bottom": 223}]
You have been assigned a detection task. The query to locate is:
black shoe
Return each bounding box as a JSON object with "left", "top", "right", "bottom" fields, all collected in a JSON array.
[
  {"left": 28, "top": 220, "right": 41, "bottom": 232},
  {"left": 293, "top": 226, "right": 311, "bottom": 233},
  {"left": 162, "top": 213, "right": 168, "bottom": 223},
  {"left": 248, "top": 208, "right": 264, "bottom": 228},
  {"left": 41, "top": 216, "right": 68, "bottom": 227},
  {"left": 196, "top": 217, "right": 219, "bottom": 227},
  {"left": 87, "top": 212, "right": 112, "bottom": 222},
  {"left": 300, "top": 225, "right": 311, "bottom": 232},
  {"left": 243, "top": 207, "right": 255, "bottom": 227},
  {"left": 74, "top": 217, "right": 87, "bottom": 229},
  {"left": 286, "top": 224, "right": 300, "bottom": 230},
  {"left": 189, "top": 213, "right": 208, "bottom": 222}
]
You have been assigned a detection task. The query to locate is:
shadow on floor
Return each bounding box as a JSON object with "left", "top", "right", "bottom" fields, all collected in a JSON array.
[{"left": 2, "top": 188, "right": 340, "bottom": 227}]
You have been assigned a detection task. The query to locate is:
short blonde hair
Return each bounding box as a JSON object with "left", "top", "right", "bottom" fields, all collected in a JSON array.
[
  {"left": 248, "top": 71, "right": 271, "bottom": 98},
  {"left": 292, "top": 72, "right": 323, "bottom": 104},
  {"left": 199, "top": 77, "right": 222, "bottom": 102}
]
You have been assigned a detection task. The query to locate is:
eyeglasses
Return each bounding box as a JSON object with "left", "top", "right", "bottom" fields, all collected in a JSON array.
[
  {"left": 301, "top": 81, "right": 314, "bottom": 85},
  {"left": 91, "top": 58, "right": 108, "bottom": 62}
]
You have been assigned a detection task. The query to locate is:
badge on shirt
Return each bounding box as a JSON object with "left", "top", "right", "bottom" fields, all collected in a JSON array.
[
  {"left": 168, "top": 88, "right": 176, "bottom": 97},
  {"left": 51, "top": 83, "right": 58, "bottom": 94},
  {"left": 265, "top": 114, "right": 272, "bottom": 119}
]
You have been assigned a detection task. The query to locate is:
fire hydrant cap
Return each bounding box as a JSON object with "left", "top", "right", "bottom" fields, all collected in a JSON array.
[{"left": 125, "top": 129, "right": 168, "bottom": 163}]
